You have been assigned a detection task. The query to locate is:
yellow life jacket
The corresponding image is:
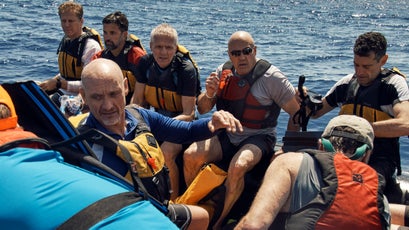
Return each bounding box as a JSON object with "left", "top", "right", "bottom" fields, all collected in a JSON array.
[
  {"left": 339, "top": 67, "right": 405, "bottom": 122},
  {"left": 144, "top": 45, "right": 200, "bottom": 114},
  {"left": 57, "top": 26, "right": 103, "bottom": 80}
]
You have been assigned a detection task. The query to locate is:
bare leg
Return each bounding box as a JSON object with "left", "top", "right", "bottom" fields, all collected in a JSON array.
[
  {"left": 183, "top": 136, "right": 222, "bottom": 186},
  {"left": 161, "top": 141, "right": 183, "bottom": 201},
  {"left": 213, "top": 144, "right": 263, "bottom": 230},
  {"left": 187, "top": 205, "right": 210, "bottom": 230}
]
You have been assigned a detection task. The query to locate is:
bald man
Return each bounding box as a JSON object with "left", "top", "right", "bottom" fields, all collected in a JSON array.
[
  {"left": 183, "top": 31, "right": 301, "bottom": 229},
  {"left": 76, "top": 58, "right": 243, "bottom": 230}
]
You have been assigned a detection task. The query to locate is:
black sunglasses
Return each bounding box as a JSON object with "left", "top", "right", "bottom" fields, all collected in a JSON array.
[{"left": 230, "top": 47, "right": 253, "bottom": 57}]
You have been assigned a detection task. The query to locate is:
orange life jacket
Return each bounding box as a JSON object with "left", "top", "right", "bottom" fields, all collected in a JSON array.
[
  {"left": 0, "top": 85, "right": 45, "bottom": 149},
  {"left": 280, "top": 150, "right": 387, "bottom": 230},
  {"left": 0, "top": 85, "right": 18, "bottom": 131}
]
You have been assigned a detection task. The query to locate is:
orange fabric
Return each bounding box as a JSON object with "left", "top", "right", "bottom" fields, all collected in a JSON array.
[
  {"left": 0, "top": 127, "right": 43, "bottom": 148},
  {"left": 0, "top": 85, "right": 18, "bottom": 131},
  {"left": 0, "top": 127, "right": 36, "bottom": 144},
  {"left": 315, "top": 153, "right": 382, "bottom": 230}
]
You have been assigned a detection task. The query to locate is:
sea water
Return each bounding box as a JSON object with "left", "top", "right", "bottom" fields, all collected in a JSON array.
[{"left": 1, "top": 0, "right": 408, "bottom": 175}]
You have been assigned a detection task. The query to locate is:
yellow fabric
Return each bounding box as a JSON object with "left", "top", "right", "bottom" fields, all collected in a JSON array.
[
  {"left": 117, "top": 133, "right": 165, "bottom": 180},
  {"left": 175, "top": 163, "right": 226, "bottom": 204},
  {"left": 129, "top": 33, "right": 146, "bottom": 52},
  {"left": 58, "top": 27, "right": 103, "bottom": 80},
  {"left": 144, "top": 85, "right": 183, "bottom": 112},
  {"left": 339, "top": 104, "right": 392, "bottom": 123},
  {"left": 0, "top": 85, "right": 18, "bottom": 131},
  {"left": 58, "top": 51, "right": 83, "bottom": 79},
  {"left": 122, "top": 69, "right": 136, "bottom": 93},
  {"left": 68, "top": 112, "right": 89, "bottom": 128},
  {"left": 177, "top": 44, "right": 199, "bottom": 71}
]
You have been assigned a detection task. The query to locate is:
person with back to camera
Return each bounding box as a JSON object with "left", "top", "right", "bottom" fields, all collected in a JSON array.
[
  {"left": 235, "top": 115, "right": 409, "bottom": 230},
  {"left": 182, "top": 30, "right": 301, "bottom": 229},
  {"left": 308, "top": 32, "right": 409, "bottom": 203},
  {"left": 130, "top": 23, "right": 201, "bottom": 200}
]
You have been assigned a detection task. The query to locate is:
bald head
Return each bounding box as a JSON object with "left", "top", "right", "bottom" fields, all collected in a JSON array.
[
  {"left": 228, "top": 31, "right": 255, "bottom": 49},
  {"left": 79, "top": 58, "right": 128, "bottom": 135},
  {"left": 227, "top": 31, "right": 257, "bottom": 75},
  {"left": 81, "top": 58, "right": 124, "bottom": 90}
]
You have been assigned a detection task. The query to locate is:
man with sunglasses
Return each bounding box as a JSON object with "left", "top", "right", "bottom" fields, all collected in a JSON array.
[
  {"left": 183, "top": 31, "right": 300, "bottom": 229},
  {"left": 93, "top": 11, "right": 146, "bottom": 104}
]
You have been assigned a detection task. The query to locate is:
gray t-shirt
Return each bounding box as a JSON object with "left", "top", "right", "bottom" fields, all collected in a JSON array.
[{"left": 216, "top": 60, "right": 296, "bottom": 145}]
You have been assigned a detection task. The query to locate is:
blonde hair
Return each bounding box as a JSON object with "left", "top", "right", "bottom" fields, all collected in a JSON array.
[{"left": 58, "top": 1, "right": 83, "bottom": 19}]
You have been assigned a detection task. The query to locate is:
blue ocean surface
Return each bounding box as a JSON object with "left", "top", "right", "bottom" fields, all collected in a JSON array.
[{"left": 1, "top": 0, "right": 408, "bottom": 175}]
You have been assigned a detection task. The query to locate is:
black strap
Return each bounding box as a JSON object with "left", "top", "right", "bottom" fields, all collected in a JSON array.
[
  {"left": 294, "top": 75, "right": 308, "bottom": 131},
  {"left": 51, "top": 128, "right": 169, "bottom": 211},
  {"left": 57, "top": 192, "right": 142, "bottom": 230}
]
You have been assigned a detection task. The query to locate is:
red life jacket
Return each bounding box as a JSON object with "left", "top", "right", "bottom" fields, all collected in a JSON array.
[
  {"left": 216, "top": 59, "right": 279, "bottom": 129},
  {"left": 279, "top": 150, "right": 387, "bottom": 230}
]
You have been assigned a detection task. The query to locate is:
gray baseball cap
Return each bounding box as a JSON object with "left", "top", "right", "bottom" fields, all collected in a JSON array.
[{"left": 321, "top": 115, "right": 374, "bottom": 149}]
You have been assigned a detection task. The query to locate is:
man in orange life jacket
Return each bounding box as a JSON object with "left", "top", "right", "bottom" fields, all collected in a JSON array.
[
  {"left": 93, "top": 11, "right": 146, "bottom": 104},
  {"left": 183, "top": 31, "right": 301, "bottom": 229},
  {"left": 309, "top": 32, "right": 409, "bottom": 203},
  {"left": 235, "top": 115, "right": 392, "bottom": 230},
  {"left": 39, "top": 1, "right": 102, "bottom": 108}
]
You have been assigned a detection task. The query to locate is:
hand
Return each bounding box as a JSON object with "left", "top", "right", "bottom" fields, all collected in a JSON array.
[
  {"left": 205, "top": 72, "right": 219, "bottom": 98},
  {"left": 39, "top": 77, "right": 58, "bottom": 92},
  {"left": 294, "top": 86, "right": 308, "bottom": 105},
  {"left": 208, "top": 110, "right": 243, "bottom": 133}
]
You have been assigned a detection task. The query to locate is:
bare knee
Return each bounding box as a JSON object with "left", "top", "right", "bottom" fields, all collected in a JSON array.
[
  {"left": 162, "top": 142, "right": 182, "bottom": 162},
  {"left": 187, "top": 205, "right": 209, "bottom": 230}
]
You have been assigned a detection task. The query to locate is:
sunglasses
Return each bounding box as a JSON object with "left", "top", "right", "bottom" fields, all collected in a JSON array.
[{"left": 230, "top": 47, "right": 253, "bottom": 57}]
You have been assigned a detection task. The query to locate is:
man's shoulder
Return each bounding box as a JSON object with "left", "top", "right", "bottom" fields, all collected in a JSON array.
[
  {"left": 84, "top": 38, "right": 102, "bottom": 51},
  {"left": 127, "top": 46, "right": 146, "bottom": 65},
  {"left": 137, "top": 54, "right": 153, "bottom": 66},
  {"left": 125, "top": 106, "right": 153, "bottom": 122}
]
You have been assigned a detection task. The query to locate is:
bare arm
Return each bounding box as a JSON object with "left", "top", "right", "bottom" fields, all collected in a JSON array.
[
  {"left": 235, "top": 153, "right": 302, "bottom": 229},
  {"left": 281, "top": 96, "right": 301, "bottom": 132},
  {"left": 39, "top": 74, "right": 60, "bottom": 92},
  {"left": 373, "top": 101, "right": 409, "bottom": 137},
  {"left": 390, "top": 203, "right": 406, "bottom": 226},
  {"left": 130, "top": 81, "right": 147, "bottom": 107},
  {"left": 197, "top": 72, "right": 218, "bottom": 114},
  {"left": 311, "top": 98, "right": 335, "bottom": 119},
  {"left": 172, "top": 95, "right": 196, "bottom": 121}
]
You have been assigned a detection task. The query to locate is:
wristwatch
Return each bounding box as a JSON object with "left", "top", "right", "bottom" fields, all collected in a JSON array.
[{"left": 56, "top": 77, "right": 62, "bottom": 89}]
